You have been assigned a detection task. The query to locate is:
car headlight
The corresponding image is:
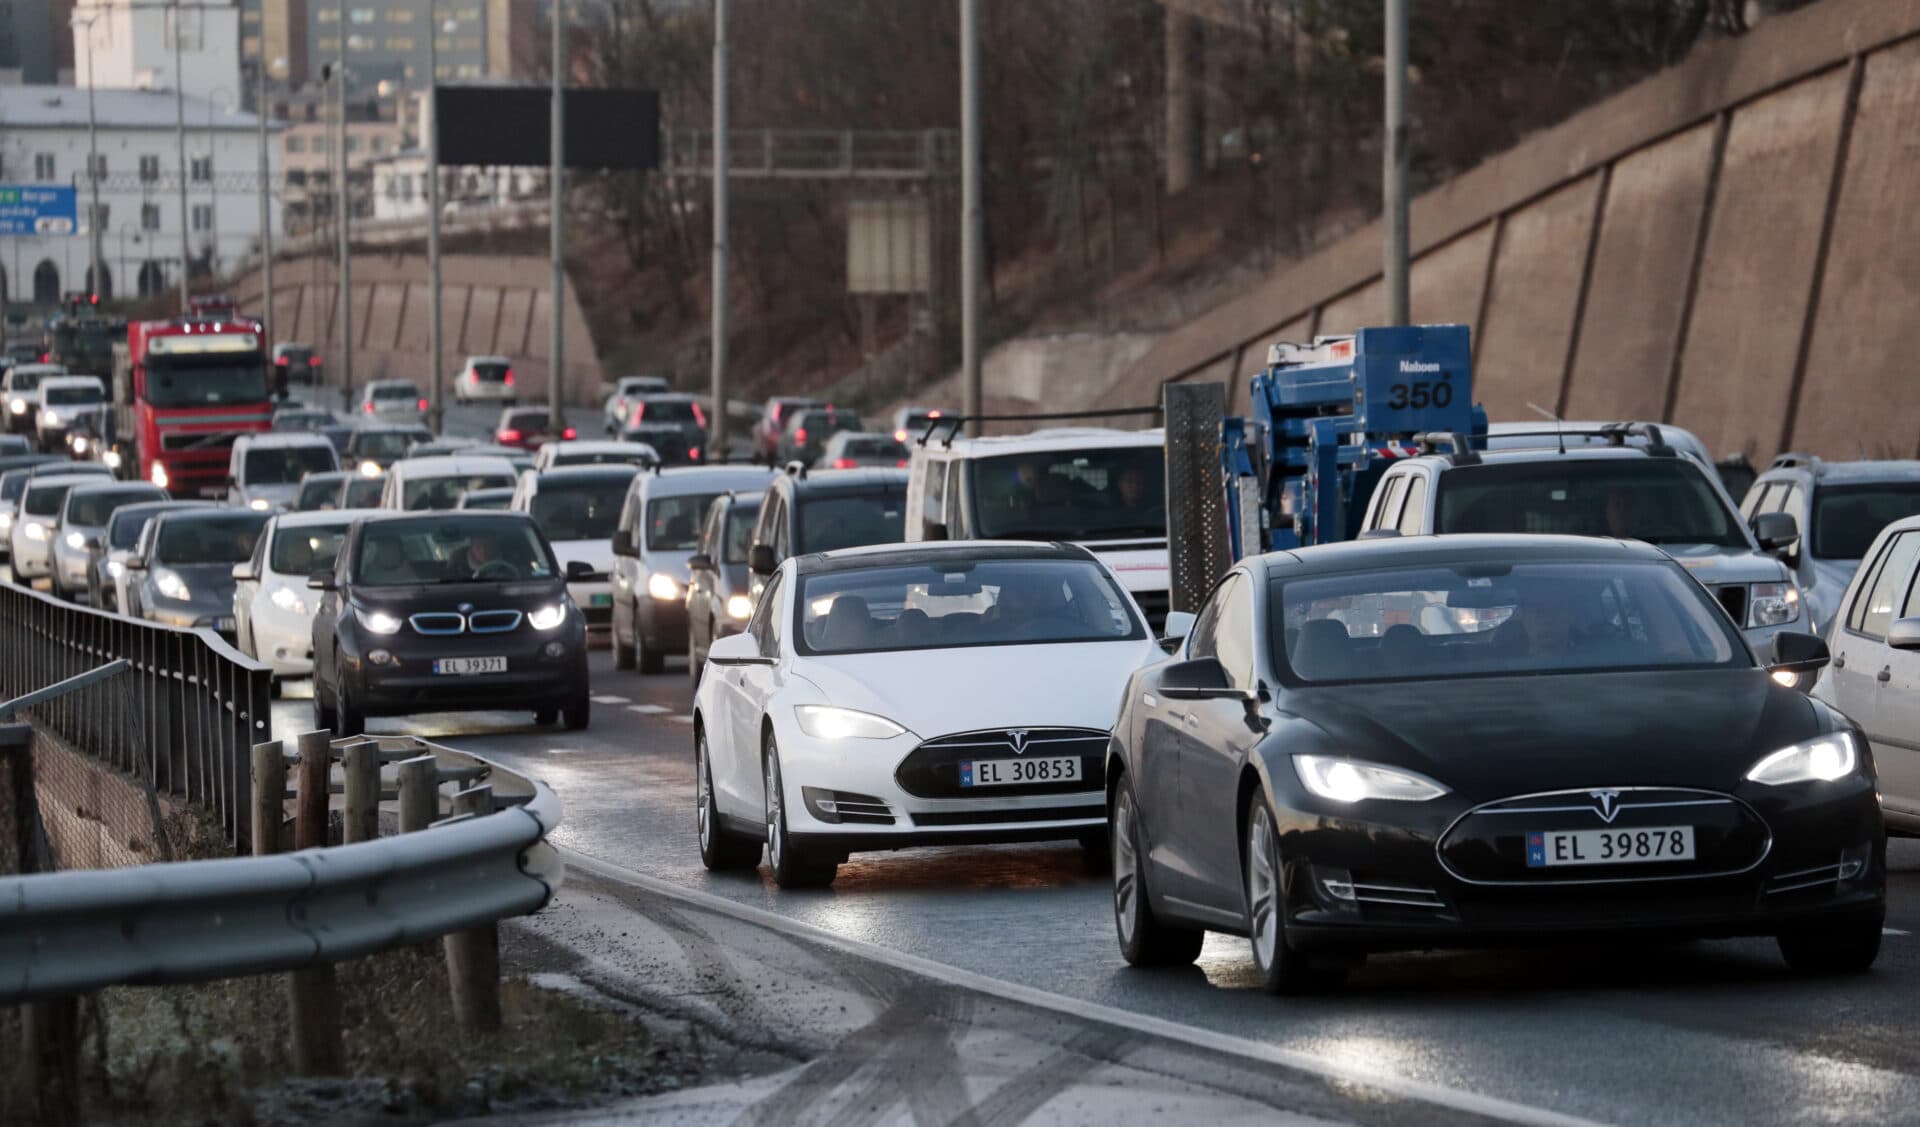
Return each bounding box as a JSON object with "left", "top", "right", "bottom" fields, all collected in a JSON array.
[
  {"left": 64, "top": 531, "right": 85, "bottom": 550},
  {"left": 9, "top": 400, "right": 25, "bottom": 415},
  {"left": 356, "top": 607, "right": 404, "bottom": 634},
  {"left": 1746, "top": 732, "right": 1858, "bottom": 786},
  {"left": 647, "top": 572, "right": 681, "bottom": 601},
  {"left": 70, "top": 436, "right": 89, "bottom": 454},
  {"left": 726, "top": 593, "right": 753, "bottom": 620},
  {"left": 0, "top": 512, "right": 12, "bottom": 533},
  {"left": 527, "top": 603, "right": 568, "bottom": 630},
  {"left": 153, "top": 567, "right": 189, "bottom": 600},
  {"left": 40, "top": 410, "right": 60, "bottom": 427},
  {"left": 104, "top": 449, "right": 122, "bottom": 470},
  {"left": 359, "top": 460, "right": 382, "bottom": 477},
  {"left": 248, "top": 497, "right": 272, "bottom": 511},
  {"left": 22, "top": 522, "right": 47, "bottom": 542},
  {"left": 793, "top": 705, "right": 906, "bottom": 740},
  {"left": 150, "top": 463, "right": 170, "bottom": 489},
  {"left": 107, "top": 559, "right": 124, "bottom": 579},
  {"left": 1748, "top": 582, "right": 1800, "bottom": 629},
  {"left": 269, "top": 584, "right": 306, "bottom": 615},
  {"left": 1293, "top": 755, "right": 1449, "bottom": 803}
]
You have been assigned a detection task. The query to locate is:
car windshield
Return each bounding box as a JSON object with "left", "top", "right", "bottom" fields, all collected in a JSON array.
[
  {"left": 355, "top": 517, "right": 556, "bottom": 586},
  {"left": 1275, "top": 560, "right": 1744, "bottom": 684},
  {"left": 295, "top": 476, "right": 344, "bottom": 510},
  {"left": 460, "top": 490, "right": 511, "bottom": 510},
  {"left": 968, "top": 447, "right": 1166, "bottom": 541},
  {"left": 341, "top": 477, "right": 384, "bottom": 507},
  {"left": 1434, "top": 459, "right": 1748, "bottom": 548},
  {"left": 639, "top": 400, "right": 699, "bottom": 424},
  {"left": 245, "top": 445, "right": 337, "bottom": 485},
  {"left": 144, "top": 358, "right": 268, "bottom": 407},
  {"left": 110, "top": 507, "right": 183, "bottom": 550},
  {"left": 1, "top": 471, "right": 34, "bottom": 504},
  {"left": 269, "top": 522, "right": 350, "bottom": 574},
  {"left": 154, "top": 514, "right": 269, "bottom": 565},
  {"left": 647, "top": 492, "right": 721, "bottom": 550},
  {"left": 724, "top": 503, "right": 760, "bottom": 564},
  {"left": 530, "top": 481, "right": 629, "bottom": 541},
  {"left": 24, "top": 482, "right": 81, "bottom": 516},
  {"left": 44, "top": 385, "right": 101, "bottom": 406},
  {"left": 66, "top": 487, "right": 161, "bottom": 527},
  {"left": 795, "top": 411, "right": 858, "bottom": 436},
  {"left": 8, "top": 369, "right": 47, "bottom": 391},
  {"left": 402, "top": 472, "right": 516, "bottom": 511},
  {"left": 797, "top": 558, "right": 1143, "bottom": 655},
  {"left": 348, "top": 430, "right": 425, "bottom": 460},
  {"left": 796, "top": 490, "right": 906, "bottom": 553},
  {"left": 372, "top": 384, "right": 420, "bottom": 401},
  {"left": 1812, "top": 484, "right": 1920, "bottom": 560}
]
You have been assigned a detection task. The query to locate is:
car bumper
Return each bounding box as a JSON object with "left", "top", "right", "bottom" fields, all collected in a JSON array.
[
  {"left": 11, "top": 535, "right": 52, "bottom": 577},
  {"left": 568, "top": 580, "right": 614, "bottom": 630},
  {"left": 252, "top": 603, "right": 317, "bottom": 677},
  {"left": 345, "top": 635, "right": 585, "bottom": 715},
  {"left": 52, "top": 544, "right": 92, "bottom": 590},
  {"left": 460, "top": 383, "right": 513, "bottom": 401},
  {"left": 637, "top": 594, "right": 689, "bottom": 649}
]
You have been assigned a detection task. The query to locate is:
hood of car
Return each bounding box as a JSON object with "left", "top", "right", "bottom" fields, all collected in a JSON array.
[
  {"left": 1659, "top": 543, "right": 1792, "bottom": 586},
  {"left": 794, "top": 639, "right": 1157, "bottom": 740},
  {"left": 551, "top": 540, "right": 615, "bottom": 572},
  {"left": 1274, "top": 668, "right": 1825, "bottom": 798},
  {"left": 149, "top": 562, "right": 240, "bottom": 609},
  {"left": 349, "top": 578, "right": 567, "bottom": 616},
  {"left": 243, "top": 483, "right": 301, "bottom": 507}
]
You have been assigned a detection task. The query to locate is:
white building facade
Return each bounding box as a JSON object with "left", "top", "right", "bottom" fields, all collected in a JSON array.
[
  {"left": 0, "top": 86, "right": 279, "bottom": 307},
  {"left": 73, "top": 0, "right": 244, "bottom": 107}
]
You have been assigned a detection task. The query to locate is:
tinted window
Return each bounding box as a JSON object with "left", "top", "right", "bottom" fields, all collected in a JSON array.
[
  {"left": 796, "top": 490, "right": 905, "bottom": 554},
  {"left": 724, "top": 501, "right": 761, "bottom": 564},
  {"left": 647, "top": 492, "right": 722, "bottom": 550},
  {"left": 341, "top": 476, "right": 385, "bottom": 507},
  {"left": 842, "top": 436, "right": 907, "bottom": 458},
  {"left": 270, "top": 522, "right": 350, "bottom": 575},
  {"left": 372, "top": 384, "right": 421, "bottom": 400},
  {"left": 66, "top": 487, "right": 162, "bottom": 527},
  {"left": 401, "top": 472, "right": 515, "bottom": 511},
  {"left": 44, "top": 385, "right": 101, "bottom": 405},
  {"left": 1435, "top": 459, "right": 1746, "bottom": 548},
  {"left": 24, "top": 482, "right": 80, "bottom": 516},
  {"left": 797, "top": 558, "right": 1143, "bottom": 655},
  {"left": 968, "top": 447, "right": 1164, "bottom": 541},
  {"left": 1813, "top": 484, "right": 1920, "bottom": 561},
  {"left": 355, "top": 517, "right": 556, "bottom": 586},
  {"left": 245, "top": 444, "right": 337, "bottom": 485},
  {"left": 530, "top": 480, "right": 631, "bottom": 541},
  {"left": 474, "top": 363, "right": 510, "bottom": 382},
  {"left": 348, "top": 430, "right": 428, "bottom": 460},
  {"left": 505, "top": 410, "right": 552, "bottom": 430},
  {"left": 638, "top": 399, "right": 699, "bottom": 424},
  {"left": 1852, "top": 531, "right": 1920, "bottom": 640},
  {"left": 144, "top": 358, "right": 268, "bottom": 407},
  {"left": 154, "top": 514, "right": 270, "bottom": 565},
  {"left": 1214, "top": 575, "right": 1257, "bottom": 686},
  {"left": 555, "top": 450, "right": 653, "bottom": 467}
]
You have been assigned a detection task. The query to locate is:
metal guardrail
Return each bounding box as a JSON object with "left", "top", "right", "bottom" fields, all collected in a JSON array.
[
  {"left": 663, "top": 128, "right": 958, "bottom": 179},
  {"left": 0, "top": 735, "right": 562, "bottom": 1006},
  {"left": 0, "top": 581, "right": 271, "bottom": 845}
]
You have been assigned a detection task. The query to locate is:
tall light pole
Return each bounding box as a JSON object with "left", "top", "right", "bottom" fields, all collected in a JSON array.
[
  {"left": 710, "top": 0, "right": 729, "bottom": 460},
  {"left": 1383, "top": 0, "right": 1410, "bottom": 326},
  {"left": 959, "top": 0, "right": 982, "bottom": 427},
  {"left": 426, "top": 1, "right": 445, "bottom": 432},
  {"left": 257, "top": 57, "right": 283, "bottom": 346},
  {"left": 548, "top": 0, "right": 567, "bottom": 422},
  {"left": 73, "top": 9, "right": 105, "bottom": 300},
  {"left": 337, "top": 8, "right": 355, "bottom": 404},
  {"left": 172, "top": 1, "right": 191, "bottom": 312}
]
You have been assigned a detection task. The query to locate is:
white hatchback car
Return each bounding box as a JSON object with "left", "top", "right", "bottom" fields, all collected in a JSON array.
[
  {"left": 454, "top": 356, "right": 518, "bottom": 405},
  {"left": 233, "top": 509, "right": 373, "bottom": 686},
  {"left": 693, "top": 541, "right": 1161, "bottom": 888},
  {"left": 356, "top": 379, "right": 428, "bottom": 423},
  {"left": 532, "top": 440, "right": 660, "bottom": 471},
  {"left": 379, "top": 454, "right": 518, "bottom": 511}
]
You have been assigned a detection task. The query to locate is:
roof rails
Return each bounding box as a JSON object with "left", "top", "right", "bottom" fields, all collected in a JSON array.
[
  {"left": 1489, "top": 422, "right": 1675, "bottom": 456},
  {"left": 1411, "top": 431, "right": 1480, "bottom": 465},
  {"left": 783, "top": 460, "right": 808, "bottom": 479},
  {"left": 1767, "top": 452, "right": 1822, "bottom": 472},
  {"left": 915, "top": 405, "right": 1164, "bottom": 448}
]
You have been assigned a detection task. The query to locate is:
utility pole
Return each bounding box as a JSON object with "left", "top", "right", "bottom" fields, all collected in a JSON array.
[
  {"left": 426, "top": 0, "right": 444, "bottom": 432},
  {"left": 172, "top": 1, "right": 191, "bottom": 313},
  {"left": 337, "top": 0, "right": 355, "bottom": 404},
  {"left": 1383, "top": 0, "right": 1410, "bottom": 326},
  {"left": 710, "top": 0, "right": 729, "bottom": 461},
  {"left": 75, "top": 9, "right": 104, "bottom": 300},
  {"left": 548, "top": 0, "right": 567, "bottom": 423},
  {"left": 258, "top": 58, "right": 276, "bottom": 346},
  {"left": 959, "top": 0, "right": 982, "bottom": 428}
]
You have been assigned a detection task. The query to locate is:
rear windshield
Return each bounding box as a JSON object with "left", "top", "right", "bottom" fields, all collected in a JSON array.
[
  {"left": 530, "top": 480, "right": 630, "bottom": 541},
  {"left": 555, "top": 450, "right": 654, "bottom": 467},
  {"left": 347, "top": 430, "right": 428, "bottom": 460},
  {"left": 24, "top": 481, "right": 81, "bottom": 516},
  {"left": 295, "top": 476, "right": 343, "bottom": 510},
  {"left": 269, "top": 522, "right": 350, "bottom": 575},
  {"left": 372, "top": 384, "right": 421, "bottom": 401},
  {"left": 342, "top": 476, "right": 385, "bottom": 507},
  {"left": 45, "top": 385, "right": 101, "bottom": 405},
  {"left": 506, "top": 411, "right": 553, "bottom": 430},
  {"left": 246, "top": 445, "right": 337, "bottom": 485},
  {"left": 1813, "top": 484, "right": 1920, "bottom": 561},
  {"left": 638, "top": 400, "right": 699, "bottom": 424},
  {"left": 459, "top": 490, "right": 511, "bottom": 510},
  {"left": 796, "top": 490, "right": 906, "bottom": 554},
  {"left": 842, "top": 436, "right": 907, "bottom": 458},
  {"left": 474, "top": 363, "right": 510, "bottom": 382},
  {"left": 66, "top": 487, "right": 162, "bottom": 527},
  {"left": 647, "top": 493, "right": 721, "bottom": 551},
  {"left": 355, "top": 517, "right": 556, "bottom": 586},
  {"left": 402, "top": 472, "right": 516, "bottom": 511},
  {"left": 154, "top": 514, "right": 269, "bottom": 565},
  {"left": 1434, "top": 459, "right": 1748, "bottom": 549},
  {"left": 796, "top": 559, "right": 1143, "bottom": 655}
]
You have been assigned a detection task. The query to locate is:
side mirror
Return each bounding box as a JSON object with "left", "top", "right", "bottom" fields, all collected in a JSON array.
[
  {"left": 1160, "top": 609, "right": 1196, "bottom": 647},
  {"left": 749, "top": 543, "right": 777, "bottom": 576},
  {"left": 306, "top": 573, "right": 336, "bottom": 591},
  {"left": 1766, "top": 631, "right": 1829, "bottom": 688},
  {"left": 707, "top": 630, "right": 774, "bottom": 667},
  {"left": 231, "top": 563, "right": 255, "bottom": 581},
  {"left": 565, "top": 559, "right": 595, "bottom": 580},
  {"left": 1159, "top": 657, "right": 1254, "bottom": 702},
  {"left": 1888, "top": 617, "right": 1920, "bottom": 652},
  {"left": 125, "top": 557, "right": 147, "bottom": 571},
  {"left": 687, "top": 552, "right": 713, "bottom": 571},
  {"left": 611, "top": 531, "right": 636, "bottom": 558},
  {"left": 1752, "top": 511, "right": 1800, "bottom": 556}
]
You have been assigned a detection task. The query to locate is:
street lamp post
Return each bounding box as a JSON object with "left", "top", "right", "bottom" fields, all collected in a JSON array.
[
  {"left": 337, "top": 8, "right": 356, "bottom": 404},
  {"left": 1384, "top": 0, "right": 1410, "bottom": 326},
  {"left": 73, "top": 9, "right": 106, "bottom": 300},
  {"left": 426, "top": 0, "right": 446, "bottom": 432},
  {"left": 710, "top": 0, "right": 728, "bottom": 460},
  {"left": 172, "top": 0, "right": 191, "bottom": 312},
  {"left": 257, "top": 57, "right": 285, "bottom": 346},
  {"left": 548, "top": 0, "right": 566, "bottom": 422}
]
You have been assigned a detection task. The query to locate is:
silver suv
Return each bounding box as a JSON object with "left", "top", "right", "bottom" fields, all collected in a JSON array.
[{"left": 1740, "top": 455, "right": 1920, "bottom": 637}]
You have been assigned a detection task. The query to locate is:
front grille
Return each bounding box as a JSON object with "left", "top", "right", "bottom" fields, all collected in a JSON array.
[
  {"left": 161, "top": 430, "right": 246, "bottom": 452},
  {"left": 1333, "top": 878, "right": 1449, "bottom": 911},
  {"left": 895, "top": 727, "right": 1107, "bottom": 799},
  {"left": 1713, "top": 584, "right": 1747, "bottom": 626},
  {"left": 409, "top": 612, "right": 464, "bottom": 635},
  {"left": 1131, "top": 589, "right": 1171, "bottom": 633},
  {"left": 1437, "top": 787, "right": 1770, "bottom": 885},
  {"left": 803, "top": 788, "right": 896, "bottom": 825},
  {"left": 912, "top": 804, "right": 1101, "bottom": 827},
  {"left": 467, "top": 609, "right": 522, "bottom": 633}
]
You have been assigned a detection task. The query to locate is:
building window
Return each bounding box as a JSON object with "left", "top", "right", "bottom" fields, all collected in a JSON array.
[
  {"left": 346, "top": 137, "right": 361, "bottom": 154},
  {"left": 139, "top": 155, "right": 161, "bottom": 183},
  {"left": 191, "top": 204, "right": 214, "bottom": 232},
  {"left": 371, "top": 137, "right": 387, "bottom": 153},
  {"left": 387, "top": 8, "right": 415, "bottom": 22},
  {"left": 287, "top": 136, "right": 306, "bottom": 154},
  {"left": 141, "top": 204, "right": 162, "bottom": 232},
  {"left": 350, "top": 8, "right": 377, "bottom": 23},
  {"left": 385, "top": 36, "right": 414, "bottom": 51},
  {"left": 318, "top": 8, "right": 338, "bottom": 22},
  {"left": 32, "top": 153, "right": 54, "bottom": 180},
  {"left": 190, "top": 156, "right": 213, "bottom": 183}
]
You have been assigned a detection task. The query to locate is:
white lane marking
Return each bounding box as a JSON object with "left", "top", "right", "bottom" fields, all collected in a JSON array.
[
  {"left": 627, "top": 704, "right": 670, "bottom": 715},
  {"left": 671, "top": 715, "right": 695, "bottom": 725},
  {"left": 591, "top": 694, "right": 630, "bottom": 704},
  {"left": 1884, "top": 927, "right": 1909, "bottom": 936},
  {"left": 562, "top": 851, "right": 1607, "bottom": 1127}
]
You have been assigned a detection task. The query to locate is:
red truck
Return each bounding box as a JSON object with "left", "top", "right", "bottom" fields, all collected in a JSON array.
[{"left": 111, "top": 297, "right": 273, "bottom": 496}]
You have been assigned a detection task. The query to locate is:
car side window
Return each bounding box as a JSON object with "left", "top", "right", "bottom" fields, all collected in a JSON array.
[
  {"left": 922, "top": 458, "right": 946, "bottom": 527},
  {"left": 1371, "top": 474, "right": 1407, "bottom": 530},
  {"left": 748, "top": 570, "right": 785, "bottom": 656},
  {"left": 1742, "top": 482, "right": 1775, "bottom": 520},
  {"left": 771, "top": 495, "right": 790, "bottom": 559},
  {"left": 1185, "top": 575, "right": 1234, "bottom": 661},
  {"left": 250, "top": 525, "right": 270, "bottom": 575},
  {"left": 1778, "top": 483, "right": 1806, "bottom": 526},
  {"left": 1213, "top": 575, "right": 1257, "bottom": 687},
  {"left": 1397, "top": 476, "right": 1428, "bottom": 535},
  {"left": 1851, "top": 531, "right": 1920, "bottom": 639}
]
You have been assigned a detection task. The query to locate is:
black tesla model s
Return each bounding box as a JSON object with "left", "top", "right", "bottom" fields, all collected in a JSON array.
[
  {"left": 1109, "top": 534, "right": 1883, "bottom": 993},
  {"left": 309, "top": 511, "right": 593, "bottom": 735}
]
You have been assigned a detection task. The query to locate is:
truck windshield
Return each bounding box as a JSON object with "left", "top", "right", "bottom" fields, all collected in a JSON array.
[
  {"left": 968, "top": 447, "right": 1166, "bottom": 541},
  {"left": 245, "top": 446, "right": 338, "bottom": 485},
  {"left": 145, "top": 358, "right": 267, "bottom": 407},
  {"left": 1435, "top": 459, "right": 1749, "bottom": 549},
  {"left": 55, "top": 324, "right": 113, "bottom": 358}
]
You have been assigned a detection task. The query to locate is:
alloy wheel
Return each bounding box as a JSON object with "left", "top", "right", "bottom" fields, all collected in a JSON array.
[
  {"left": 764, "top": 752, "right": 784, "bottom": 869},
  {"left": 1113, "top": 789, "right": 1140, "bottom": 947},
  {"left": 1248, "top": 805, "right": 1280, "bottom": 971},
  {"left": 697, "top": 732, "right": 714, "bottom": 850}
]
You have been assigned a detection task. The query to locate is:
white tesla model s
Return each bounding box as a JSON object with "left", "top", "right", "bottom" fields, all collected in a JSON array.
[{"left": 693, "top": 541, "right": 1163, "bottom": 888}]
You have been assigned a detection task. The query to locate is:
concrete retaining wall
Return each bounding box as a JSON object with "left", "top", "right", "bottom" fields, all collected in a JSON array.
[{"left": 1096, "top": 0, "right": 1920, "bottom": 462}]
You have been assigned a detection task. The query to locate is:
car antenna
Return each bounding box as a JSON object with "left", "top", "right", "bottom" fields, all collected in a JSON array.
[{"left": 1528, "top": 402, "right": 1565, "bottom": 456}]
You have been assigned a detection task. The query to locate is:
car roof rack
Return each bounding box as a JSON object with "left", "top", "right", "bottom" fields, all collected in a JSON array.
[
  {"left": 783, "top": 460, "right": 808, "bottom": 479},
  {"left": 1767, "top": 452, "right": 1821, "bottom": 472},
  {"left": 1411, "top": 431, "right": 1481, "bottom": 465}
]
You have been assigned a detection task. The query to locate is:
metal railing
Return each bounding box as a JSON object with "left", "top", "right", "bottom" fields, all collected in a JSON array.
[
  {"left": 663, "top": 128, "right": 958, "bottom": 180},
  {"left": 0, "top": 582, "right": 271, "bottom": 846}
]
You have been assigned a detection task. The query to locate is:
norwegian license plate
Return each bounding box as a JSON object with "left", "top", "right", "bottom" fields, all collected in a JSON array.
[
  {"left": 961, "top": 756, "right": 1081, "bottom": 787},
  {"left": 1527, "top": 826, "right": 1695, "bottom": 868},
  {"left": 590, "top": 593, "right": 613, "bottom": 607},
  {"left": 433, "top": 656, "right": 506, "bottom": 676}
]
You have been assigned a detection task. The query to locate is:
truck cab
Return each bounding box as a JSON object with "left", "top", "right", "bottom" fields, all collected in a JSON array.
[
  {"left": 905, "top": 427, "right": 1170, "bottom": 628},
  {"left": 113, "top": 312, "right": 272, "bottom": 496}
]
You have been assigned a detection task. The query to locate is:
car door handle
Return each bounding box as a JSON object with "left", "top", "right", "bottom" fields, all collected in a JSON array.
[
  {"left": 1833, "top": 653, "right": 1845, "bottom": 669},
  {"left": 1164, "top": 708, "right": 1189, "bottom": 724},
  {"left": 1182, "top": 712, "right": 1201, "bottom": 730},
  {"left": 1877, "top": 667, "right": 1892, "bottom": 684}
]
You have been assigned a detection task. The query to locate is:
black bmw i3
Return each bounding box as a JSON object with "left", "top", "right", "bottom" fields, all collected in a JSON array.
[
  {"left": 309, "top": 511, "right": 593, "bottom": 735},
  {"left": 1109, "top": 534, "right": 1883, "bottom": 993}
]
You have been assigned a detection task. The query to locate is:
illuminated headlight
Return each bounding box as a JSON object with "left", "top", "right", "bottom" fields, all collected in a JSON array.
[
  {"left": 103, "top": 450, "right": 122, "bottom": 470},
  {"left": 70, "top": 436, "right": 88, "bottom": 454},
  {"left": 725, "top": 593, "right": 753, "bottom": 620},
  {"left": 646, "top": 572, "right": 681, "bottom": 601},
  {"left": 527, "top": 603, "right": 568, "bottom": 630},
  {"left": 359, "top": 460, "right": 382, "bottom": 477},
  {"left": 9, "top": 400, "right": 25, "bottom": 415},
  {"left": 269, "top": 585, "right": 306, "bottom": 615},
  {"left": 793, "top": 705, "right": 905, "bottom": 741},
  {"left": 1293, "top": 755, "right": 1449, "bottom": 803},
  {"left": 356, "top": 607, "right": 404, "bottom": 634},
  {"left": 150, "top": 463, "right": 170, "bottom": 489},
  {"left": 107, "top": 559, "right": 124, "bottom": 579},
  {"left": 153, "top": 567, "right": 189, "bottom": 600},
  {"left": 22, "top": 523, "right": 47, "bottom": 542},
  {"left": 1748, "top": 582, "right": 1800, "bottom": 629},
  {"left": 40, "top": 410, "right": 60, "bottom": 427},
  {"left": 248, "top": 497, "right": 271, "bottom": 511},
  {"left": 64, "top": 532, "right": 85, "bottom": 550},
  {"left": 1746, "top": 732, "right": 1858, "bottom": 786},
  {"left": 0, "top": 513, "right": 12, "bottom": 533}
]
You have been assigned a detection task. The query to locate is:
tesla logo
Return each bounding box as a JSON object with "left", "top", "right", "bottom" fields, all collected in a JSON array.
[
  {"left": 1007, "top": 730, "right": 1030, "bottom": 754},
  {"left": 1590, "top": 790, "right": 1622, "bottom": 824}
]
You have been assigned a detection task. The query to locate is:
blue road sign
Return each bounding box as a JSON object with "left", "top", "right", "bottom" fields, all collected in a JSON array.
[{"left": 0, "top": 185, "right": 78, "bottom": 236}]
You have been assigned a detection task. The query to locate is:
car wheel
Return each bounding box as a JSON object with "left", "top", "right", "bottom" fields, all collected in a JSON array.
[
  {"left": 1245, "top": 798, "right": 1343, "bottom": 994},
  {"left": 336, "top": 680, "right": 365, "bottom": 737},
  {"left": 698, "top": 726, "right": 761, "bottom": 871},
  {"left": 763, "top": 733, "right": 836, "bottom": 889},
  {"left": 612, "top": 600, "right": 637, "bottom": 671},
  {"left": 562, "top": 690, "right": 591, "bottom": 731},
  {"left": 1778, "top": 917, "right": 1882, "bottom": 975},
  {"left": 637, "top": 624, "right": 664, "bottom": 675},
  {"left": 1111, "top": 777, "right": 1203, "bottom": 967},
  {"left": 269, "top": 678, "right": 283, "bottom": 700}
]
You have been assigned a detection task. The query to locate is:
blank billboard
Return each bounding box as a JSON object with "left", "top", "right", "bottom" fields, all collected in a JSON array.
[{"left": 435, "top": 87, "right": 660, "bottom": 170}]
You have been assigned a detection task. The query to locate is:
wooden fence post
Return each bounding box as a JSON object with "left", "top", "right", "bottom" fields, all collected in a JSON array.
[
  {"left": 396, "top": 755, "right": 437, "bottom": 834},
  {"left": 287, "top": 730, "right": 343, "bottom": 1073},
  {"left": 443, "top": 785, "right": 501, "bottom": 1033},
  {"left": 341, "top": 741, "right": 380, "bottom": 844},
  {"left": 251, "top": 740, "right": 287, "bottom": 857}
]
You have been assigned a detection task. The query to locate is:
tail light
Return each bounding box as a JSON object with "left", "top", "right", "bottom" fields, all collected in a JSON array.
[
  {"left": 503, "top": 369, "right": 515, "bottom": 386},
  {"left": 795, "top": 427, "right": 808, "bottom": 444},
  {"left": 832, "top": 457, "right": 857, "bottom": 469},
  {"left": 896, "top": 459, "right": 908, "bottom": 467},
  {"left": 362, "top": 402, "right": 374, "bottom": 414},
  {"left": 561, "top": 426, "right": 577, "bottom": 440},
  {"left": 309, "top": 356, "right": 322, "bottom": 367},
  {"left": 417, "top": 398, "right": 429, "bottom": 411},
  {"left": 498, "top": 428, "right": 522, "bottom": 443},
  {"left": 275, "top": 358, "right": 289, "bottom": 367},
  {"left": 689, "top": 446, "right": 702, "bottom": 461}
]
